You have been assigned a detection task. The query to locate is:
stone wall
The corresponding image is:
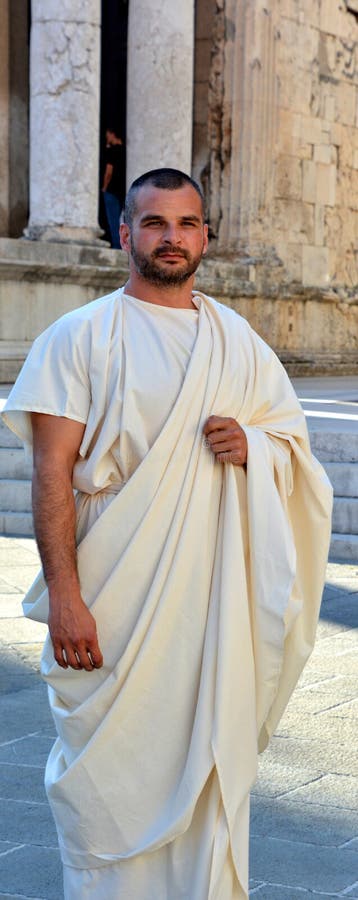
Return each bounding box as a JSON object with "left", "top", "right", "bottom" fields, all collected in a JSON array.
[
  {"left": 0, "top": 239, "right": 356, "bottom": 382},
  {"left": 199, "top": 0, "right": 357, "bottom": 296},
  {"left": 272, "top": 0, "right": 358, "bottom": 289}
]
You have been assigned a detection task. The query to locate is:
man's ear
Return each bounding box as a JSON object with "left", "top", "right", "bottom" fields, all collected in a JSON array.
[
  {"left": 202, "top": 223, "right": 209, "bottom": 256},
  {"left": 120, "top": 223, "right": 131, "bottom": 253}
]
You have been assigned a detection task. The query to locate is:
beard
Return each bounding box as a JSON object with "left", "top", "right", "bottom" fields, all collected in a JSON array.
[{"left": 130, "top": 241, "right": 204, "bottom": 286}]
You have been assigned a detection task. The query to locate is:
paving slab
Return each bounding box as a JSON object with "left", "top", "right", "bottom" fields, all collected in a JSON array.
[
  {"left": 0, "top": 764, "right": 47, "bottom": 804},
  {"left": 249, "top": 886, "right": 341, "bottom": 898},
  {"left": 249, "top": 837, "right": 358, "bottom": 893},
  {"left": 0, "top": 800, "right": 57, "bottom": 847},
  {"left": 251, "top": 795, "right": 358, "bottom": 847},
  {"left": 0, "top": 845, "right": 62, "bottom": 899}
]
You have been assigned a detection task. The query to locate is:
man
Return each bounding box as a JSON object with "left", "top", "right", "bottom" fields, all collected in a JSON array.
[
  {"left": 2, "top": 169, "right": 332, "bottom": 899},
  {"left": 101, "top": 127, "right": 125, "bottom": 249}
]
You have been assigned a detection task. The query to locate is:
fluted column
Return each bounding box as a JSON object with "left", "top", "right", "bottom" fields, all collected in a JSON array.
[
  {"left": 126, "top": 0, "right": 195, "bottom": 186},
  {"left": 208, "top": 0, "right": 278, "bottom": 254},
  {"left": 26, "top": 0, "right": 101, "bottom": 243}
]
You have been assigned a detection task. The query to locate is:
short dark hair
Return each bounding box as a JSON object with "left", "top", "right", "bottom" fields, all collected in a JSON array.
[{"left": 124, "top": 168, "right": 205, "bottom": 227}]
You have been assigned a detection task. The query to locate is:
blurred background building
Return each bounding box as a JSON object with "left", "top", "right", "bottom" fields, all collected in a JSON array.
[{"left": 0, "top": 0, "right": 357, "bottom": 380}]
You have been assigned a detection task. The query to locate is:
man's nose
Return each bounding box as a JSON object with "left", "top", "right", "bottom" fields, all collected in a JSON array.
[{"left": 162, "top": 223, "right": 182, "bottom": 244}]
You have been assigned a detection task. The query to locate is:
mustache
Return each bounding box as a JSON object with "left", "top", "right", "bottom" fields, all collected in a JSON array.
[{"left": 154, "top": 246, "right": 189, "bottom": 259}]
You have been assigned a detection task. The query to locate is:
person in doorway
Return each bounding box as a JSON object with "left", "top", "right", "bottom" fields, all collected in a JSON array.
[
  {"left": 101, "top": 127, "right": 125, "bottom": 249},
  {"left": 2, "top": 168, "right": 332, "bottom": 899}
]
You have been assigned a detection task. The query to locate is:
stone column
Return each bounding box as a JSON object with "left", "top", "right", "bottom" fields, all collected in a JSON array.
[
  {"left": 26, "top": 0, "right": 101, "bottom": 243},
  {"left": 0, "top": 0, "right": 10, "bottom": 237},
  {"left": 126, "top": 0, "right": 195, "bottom": 187},
  {"left": 208, "top": 0, "right": 278, "bottom": 255}
]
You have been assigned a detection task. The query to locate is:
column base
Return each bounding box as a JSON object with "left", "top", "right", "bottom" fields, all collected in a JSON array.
[{"left": 23, "top": 224, "right": 108, "bottom": 247}]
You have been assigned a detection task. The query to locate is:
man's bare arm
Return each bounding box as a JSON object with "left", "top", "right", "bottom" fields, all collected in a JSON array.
[{"left": 31, "top": 413, "right": 103, "bottom": 672}]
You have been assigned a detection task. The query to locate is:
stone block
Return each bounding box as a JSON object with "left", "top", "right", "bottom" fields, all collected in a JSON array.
[
  {"left": 324, "top": 463, "right": 358, "bottom": 498},
  {"left": 330, "top": 121, "right": 344, "bottom": 145},
  {"left": 324, "top": 93, "right": 336, "bottom": 122},
  {"left": 275, "top": 242, "right": 303, "bottom": 281},
  {"left": 0, "top": 479, "right": 32, "bottom": 512},
  {"left": 336, "top": 81, "right": 357, "bottom": 126},
  {"left": 0, "top": 448, "right": 32, "bottom": 479},
  {"left": 278, "top": 17, "right": 319, "bottom": 66},
  {"left": 275, "top": 155, "right": 302, "bottom": 200},
  {"left": 333, "top": 496, "right": 358, "bottom": 533},
  {"left": 316, "top": 163, "right": 337, "bottom": 206},
  {"left": 279, "top": 0, "right": 320, "bottom": 27},
  {"left": 314, "top": 204, "right": 325, "bottom": 245},
  {"left": 320, "top": 0, "right": 356, "bottom": 39},
  {"left": 338, "top": 130, "right": 356, "bottom": 168},
  {"left": 314, "top": 143, "right": 337, "bottom": 164},
  {"left": 273, "top": 200, "right": 314, "bottom": 244},
  {"left": 278, "top": 70, "right": 312, "bottom": 115},
  {"left": 302, "top": 245, "right": 330, "bottom": 286},
  {"left": 0, "top": 511, "right": 34, "bottom": 537},
  {"left": 299, "top": 114, "right": 324, "bottom": 145},
  {"left": 330, "top": 533, "right": 358, "bottom": 561},
  {"left": 302, "top": 159, "right": 317, "bottom": 202}
]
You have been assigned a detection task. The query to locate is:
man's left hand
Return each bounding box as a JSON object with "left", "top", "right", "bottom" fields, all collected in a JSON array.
[{"left": 203, "top": 416, "right": 248, "bottom": 466}]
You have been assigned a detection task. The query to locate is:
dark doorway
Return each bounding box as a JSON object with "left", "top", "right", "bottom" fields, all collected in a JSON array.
[{"left": 99, "top": 0, "right": 128, "bottom": 242}]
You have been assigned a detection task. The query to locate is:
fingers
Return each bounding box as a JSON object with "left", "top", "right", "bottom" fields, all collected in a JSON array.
[
  {"left": 203, "top": 415, "right": 237, "bottom": 435},
  {"left": 51, "top": 636, "right": 103, "bottom": 672},
  {"left": 203, "top": 416, "right": 248, "bottom": 466}
]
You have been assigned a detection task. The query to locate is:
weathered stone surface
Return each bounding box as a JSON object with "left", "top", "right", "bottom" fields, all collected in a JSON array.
[
  {"left": 27, "top": 0, "right": 101, "bottom": 242},
  {"left": 126, "top": 0, "right": 194, "bottom": 186}
]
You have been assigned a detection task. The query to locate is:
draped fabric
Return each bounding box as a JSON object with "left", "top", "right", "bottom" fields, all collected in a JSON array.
[{"left": 2, "top": 289, "right": 332, "bottom": 899}]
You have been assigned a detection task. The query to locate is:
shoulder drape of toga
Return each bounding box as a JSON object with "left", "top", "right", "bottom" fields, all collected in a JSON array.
[{"left": 2, "top": 289, "right": 333, "bottom": 898}]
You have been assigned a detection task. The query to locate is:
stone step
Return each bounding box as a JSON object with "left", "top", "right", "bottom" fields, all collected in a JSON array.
[
  {"left": 332, "top": 497, "right": 358, "bottom": 535},
  {"left": 309, "top": 429, "right": 358, "bottom": 463},
  {"left": 322, "top": 462, "right": 358, "bottom": 497},
  {"left": 0, "top": 416, "right": 23, "bottom": 448},
  {"left": 0, "top": 447, "right": 33, "bottom": 479},
  {"left": 0, "top": 479, "right": 32, "bottom": 512},
  {"left": 329, "top": 533, "right": 358, "bottom": 563},
  {"left": 0, "top": 510, "right": 34, "bottom": 536},
  {"left": 0, "top": 342, "right": 31, "bottom": 383}
]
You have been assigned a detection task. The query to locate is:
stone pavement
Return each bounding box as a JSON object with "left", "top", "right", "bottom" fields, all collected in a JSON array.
[{"left": 0, "top": 536, "right": 357, "bottom": 900}]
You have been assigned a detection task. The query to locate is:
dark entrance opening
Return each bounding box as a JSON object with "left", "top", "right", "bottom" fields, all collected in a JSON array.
[{"left": 99, "top": 0, "right": 128, "bottom": 243}]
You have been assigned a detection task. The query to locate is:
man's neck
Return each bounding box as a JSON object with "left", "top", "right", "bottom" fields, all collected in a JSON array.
[{"left": 123, "top": 274, "right": 197, "bottom": 309}]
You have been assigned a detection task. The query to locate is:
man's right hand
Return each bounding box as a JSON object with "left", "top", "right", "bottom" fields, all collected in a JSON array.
[{"left": 48, "top": 589, "right": 103, "bottom": 671}]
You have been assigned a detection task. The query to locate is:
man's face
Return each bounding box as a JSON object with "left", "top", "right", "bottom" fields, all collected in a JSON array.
[{"left": 120, "top": 184, "right": 209, "bottom": 286}]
